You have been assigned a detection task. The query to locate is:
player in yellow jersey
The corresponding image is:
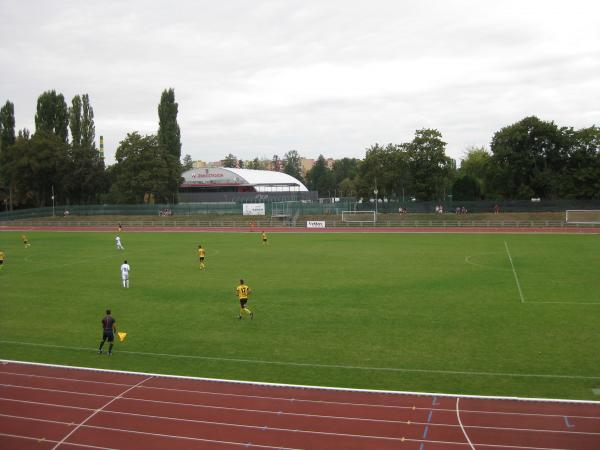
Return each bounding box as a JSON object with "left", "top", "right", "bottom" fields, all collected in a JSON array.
[
  {"left": 198, "top": 245, "right": 206, "bottom": 270},
  {"left": 261, "top": 231, "right": 268, "bottom": 245},
  {"left": 21, "top": 234, "right": 31, "bottom": 248},
  {"left": 0, "top": 250, "right": 5, "bottom": 270},
  {"left": 235, "top": 279, "right": 253, "bottom": 320}
]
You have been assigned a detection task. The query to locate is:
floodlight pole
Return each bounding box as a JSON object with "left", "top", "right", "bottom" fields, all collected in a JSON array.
[{"left": 51, "top": 185, "right": 55, "bottom": 217}]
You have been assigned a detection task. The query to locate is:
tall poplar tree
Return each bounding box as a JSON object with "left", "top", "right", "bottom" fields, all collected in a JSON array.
[
  {"left": 81, "top": 94, "right": 95, "bottom": 150},
  {"left": 34, "top": 90, "right": 69, "bottom": 142},
  {"left": 69, "top": 95, "right": 82, "bottom": 147},
  {"left": 0, "top": 101, "right": 17, "bottom": 209},
  {"left": 157, "top": 88, "right": 181, "bottom": 159}
]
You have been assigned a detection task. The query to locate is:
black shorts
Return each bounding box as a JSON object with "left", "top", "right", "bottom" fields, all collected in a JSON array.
[
  {"left": 239, "top": 299, "right": 248, "bottom": 307},
  {"left": 0, "top": 260, "right": 3, "bottom": 265},
  {"left": 199, "top": 257, "right": 205, "bottom": 261},
  {"left": 102, "top": 330, "right": 114, "bottom": 342}
]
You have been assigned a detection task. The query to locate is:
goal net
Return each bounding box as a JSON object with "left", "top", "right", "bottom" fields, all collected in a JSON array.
[
  {"left": 341, "top": 210, "right": 376, "bottom": 224},
  {"left": 565, "top": 210, "right": 600, "bottom": 224}
]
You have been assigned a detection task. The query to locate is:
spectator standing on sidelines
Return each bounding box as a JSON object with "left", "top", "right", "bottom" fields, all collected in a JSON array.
[
  {"left": 98, "top": 309, "right": 117, "bottom": 355},
  {"left": 120, "top": 260, "right": 131, "bottom": 288}
]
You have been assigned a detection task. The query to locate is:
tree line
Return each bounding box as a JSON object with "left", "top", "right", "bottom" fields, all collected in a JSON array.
[
  {"left": 0, "top": 89, "right": 183, "bottom": 209},
  {"left": 300, "top": 118, "right": 600, "bottom": 201},
  {"left": 2, "top": 89, "right": 599, "bottom": 209}
]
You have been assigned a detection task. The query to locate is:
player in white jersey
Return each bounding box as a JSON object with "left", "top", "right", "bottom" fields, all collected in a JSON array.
[
  {"left": 115, "top": 235, "right": 124, "bottom": 250},
  {"left": 120, "top": 260, "right": 130, "bottom": 288}
]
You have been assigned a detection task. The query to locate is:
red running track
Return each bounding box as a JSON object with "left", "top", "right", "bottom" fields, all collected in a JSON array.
[{"left": 0, "top": 361, "right": 599, "bottom": 449}]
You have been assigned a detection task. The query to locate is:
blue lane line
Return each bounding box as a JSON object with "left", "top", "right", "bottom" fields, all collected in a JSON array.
[
  {"left": 563, "top": 416, "right": 575, "bottom": 428},
  {"left": 420, "top": 397, "right": 436, "bottom": 450}
]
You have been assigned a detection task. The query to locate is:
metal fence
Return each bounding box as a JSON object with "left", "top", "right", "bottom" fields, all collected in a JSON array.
[{"left": 2, "top": 199, "right": 600, "bottom": 222}]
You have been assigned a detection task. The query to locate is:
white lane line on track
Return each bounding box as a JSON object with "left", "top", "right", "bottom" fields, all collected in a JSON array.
[
  {"left": 0, "top": 412, "right": 571, "bottom": 450},
  {"left": 456, "top": 397, "right": 476, "bottom": 450},
  {"left": 504, "top": 240, "right": 525, "bottom": 303},
  {"left": 4, "top": 341, "right": 600, "bottom": 381},
  {"left": 0, "top": 414, "right": 301, "bottom": 450},
  {"left": 50, "top": 375, "right": 153, "bottom": 450},
  {"left": 0, "top": 432, "right": 119, "bottom": 450},
  {"left": 2, "top": 373, "right": 600, "bottom": 421},
  {"left": 2, "top": 396, "right": 599, "bottom": 438}
]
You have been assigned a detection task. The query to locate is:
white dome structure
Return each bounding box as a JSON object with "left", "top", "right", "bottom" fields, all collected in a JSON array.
[{"left": 181, "top": 167, "right": 308, "bottom": 192}]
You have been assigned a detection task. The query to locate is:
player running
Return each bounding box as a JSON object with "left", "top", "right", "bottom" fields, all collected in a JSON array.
[
  {"left": 0, "top": 250, "right": 5, "bottom": 271},
  {"left": 120, "top": 260, "right": 130, "bottom": 288},
  {"left": 115, "top": 235, "right": 124, "bottom": 250},
  {"left": 21, "top": 234, "right": 31, "bottom": 248},
  {"left": 261, "top": 231, "right": 268, "bottom": 245},
  {"left": 98, "top": 309, "right": 117, "bottom": 355},
  {"left": 235, "top": 279, "right": 253, "bottom": 320},
  {"left": 198, "top": 245, "right": 206, "bottom": 270}
]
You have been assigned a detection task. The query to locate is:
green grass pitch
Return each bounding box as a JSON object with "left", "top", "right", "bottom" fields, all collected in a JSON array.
[{"left": 1, "top": 230, "right": 599, "bottom": 400}]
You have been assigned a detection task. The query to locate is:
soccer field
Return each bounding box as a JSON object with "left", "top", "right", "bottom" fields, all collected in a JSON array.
[{"left": 1, "top": 230, "right": 599, "bottom": 401}]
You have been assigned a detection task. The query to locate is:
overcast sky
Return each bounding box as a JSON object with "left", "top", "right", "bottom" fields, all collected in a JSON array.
[{"left": 1, "top": 0, "right": 599, "bottom": 166}]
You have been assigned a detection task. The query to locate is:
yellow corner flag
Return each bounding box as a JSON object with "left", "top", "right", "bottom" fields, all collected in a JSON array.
[{"left": 117, "top": 332, "right": 127, "bottom": 343}]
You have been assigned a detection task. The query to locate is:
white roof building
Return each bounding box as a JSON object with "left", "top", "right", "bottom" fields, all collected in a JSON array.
[{"left": 181, "top": 167, "right": 308, "bottom": 192}]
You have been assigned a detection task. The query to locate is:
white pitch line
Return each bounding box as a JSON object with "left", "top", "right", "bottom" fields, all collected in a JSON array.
[
  {"left": 504, "top": 241, "right": 525, "bottom": 303},
  {"left": 4, "top": 340, "right": 600, "bottom": 381},
  {"left": 456, "top": 397, "right": 476, "bottom": 450},
  {"left": 51, "top": 375, "right": 153, "bottom": 450},
  {"left": 4, "top": 359, "right": 600, "bottom": 406}
]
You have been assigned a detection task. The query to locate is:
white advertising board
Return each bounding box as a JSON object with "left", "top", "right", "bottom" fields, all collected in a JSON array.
[
  {"left": 242, "top": 203, "right": 266, "bottom": 216},
  {"left": 306, "top": 221, "right": 326, "bottom": 228}
]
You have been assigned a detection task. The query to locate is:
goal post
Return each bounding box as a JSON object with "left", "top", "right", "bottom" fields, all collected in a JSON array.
[
  {"left": 341, "top": 210, "right": 377, "bottom": 224},
  {"left": 565, "top": 210, "right": 600, "bottom": 224}
]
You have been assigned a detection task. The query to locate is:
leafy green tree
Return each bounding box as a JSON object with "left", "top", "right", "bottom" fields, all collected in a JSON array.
[
  {"left": 34, "top": 90, "right": 69, "bottom": 142},
  {"left": 332, "top": 158, "right": 359, "bottom": 185},
  {"left": 0, "top": 101, "right": 17, "bottom": 209},
  {"left": 405, "top": 129, "right": 453, "bottom": 201},
  {"left": 181, "top": 154, "right": 194, "bottom": 171},
  {"left": 109, "top": 132, "right": 181, "bottom": 204},
  {"left": 306, "top": 155, "right": 335, "bottom": 196},
  {"left": 283, "top": 150, "right": 303, "bottom": 181},
  {"left": 69, "top": 95, "right": 82, "bottom": 147},
  {"left": 8, "top": 132, "right": 70, "bottom": 207},
  {"left": 559, "top": 126, "right": 600, "bottom": 199},
  {"left": 157, "top": 88, "right": 181, "bottom": 159},
  {"left": 223, "top": 153, "right": 238, "bottom": 168},
  {"left": 80, "top": 94, "right": 95, "bottom": 150},
  {"left": 359, "top": 143, "right": 410, "bottom": 200},
  {"left": 459, "top": 146, "right": 490, "bottom": 198},
  {"left": 246, "top": 157, "right": 260, "bottom": 169},
  {"left": 338, "top": 177, "right": 356, "bottom": 197},
  {"left": 489, "top": 116, "right": 568, "bottom": 199},
  {"left": 452, "top": 175, "right": 482, "bottom": 200}
]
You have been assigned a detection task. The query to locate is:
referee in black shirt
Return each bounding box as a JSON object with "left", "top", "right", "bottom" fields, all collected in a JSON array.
[{"left": 98, "top": 309, "right": 117, "bottom": 355}]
